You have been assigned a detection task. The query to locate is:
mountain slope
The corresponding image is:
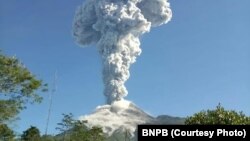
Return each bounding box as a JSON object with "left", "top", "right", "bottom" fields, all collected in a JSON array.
[{"left": 79, "top": 100, "right": 185, "bottom": 137}]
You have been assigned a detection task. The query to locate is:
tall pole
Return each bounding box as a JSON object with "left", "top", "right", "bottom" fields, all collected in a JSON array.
[{"left": 45, "top": 71, "right": 58, "bottom": 135}]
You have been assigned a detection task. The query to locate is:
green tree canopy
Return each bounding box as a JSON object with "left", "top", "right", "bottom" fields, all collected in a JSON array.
[
  {"left": 185, "top": 104, "right": 250, "bottom": 125},
  {"left": 56, "top": 113, "right": 106, "bottom": 141},
  {"left": 0, "top": 124, "right": 15, "bottom": 141},
  {"left": 0, "top": 51, "right": 47, "bottom": 122},
  {"left": 21, "top": 126, "right": 41, "bottom": 141}
]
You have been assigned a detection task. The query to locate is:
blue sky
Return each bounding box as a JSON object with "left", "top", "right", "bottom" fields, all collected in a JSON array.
[{"left": 1, "top": 0, "right": 250, "bottom": 135}]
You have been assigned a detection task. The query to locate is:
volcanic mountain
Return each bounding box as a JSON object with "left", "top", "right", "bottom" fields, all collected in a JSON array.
[{"left": 79, "top": 100, "right": 185, "bottom": 136}]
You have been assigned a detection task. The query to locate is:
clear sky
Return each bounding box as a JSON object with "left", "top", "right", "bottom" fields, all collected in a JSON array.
[{"left": 1, "top": 0, "right": 249, "bottom": 135}]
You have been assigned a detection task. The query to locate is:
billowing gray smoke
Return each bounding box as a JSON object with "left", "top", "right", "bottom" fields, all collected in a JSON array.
[{"left": 73, "top": 0, "right": 172, "bottom": 104}]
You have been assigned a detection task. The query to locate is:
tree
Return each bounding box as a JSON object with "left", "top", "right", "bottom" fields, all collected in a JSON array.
[
  {"left": 40, "top": 135, "right": 55, "bottom": 141},
  {"left": 0, "top": 51, "right": 47, "bottom": 122},
  {"left": 70, "top": 123, "right": 105, "bottom": 141},
  {"left": 56, "top": 113, "right": 75, "bottom": 140},
  {"left": 0, "top": 124, "right": 15, "bottom": 141},
  {"left": 56, "top": 113, "right": 106, "bottom": 141},
  {"left": 21, "top": 126, "right": 41, "bottom": 141},
  {"left": 69, "top": 120, "right": 89, "bottom": 141},
  {"left": 185, "top": 104, "right": 250, "bottom": 125},
  {"left": 87, "top": 126, "right": 105, "bottom": 141}
]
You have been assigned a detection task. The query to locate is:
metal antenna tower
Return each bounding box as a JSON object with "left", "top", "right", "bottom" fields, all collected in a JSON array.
[{"left": 45, "top": 71, "right": 58, "bottom": 135}]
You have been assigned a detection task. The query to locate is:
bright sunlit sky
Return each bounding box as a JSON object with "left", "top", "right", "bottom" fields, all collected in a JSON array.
[{"left": 1, "top": 0, "right": 249, "bottom": 135}]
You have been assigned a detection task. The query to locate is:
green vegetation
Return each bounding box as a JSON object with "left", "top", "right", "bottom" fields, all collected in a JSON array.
[
  {"left": 0, "top": 52, "right": 108, "bottom": 141},
  {"left": 185, "top": 104, "right": 250, "bottom": 125},
  {"left": 1, "top": 51, "right": 250, "bottom": 141},
  {"left": 21, "top": 126, "right": 41, "bottom": 141},
  {"left": 56, "top": 113, "right": 105, "bottom": 141},
  {"left": 0, "top": 124, "right": 15, "bottom": 141},
  {"left": 0, "top": 51, "right": 47, "bottom": 123},
  {"left": 40, "top": 135, "right": 56, "bottom": 141},
  {"left": 56, "top": 113, "right": 76, "bottom": 140}
]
